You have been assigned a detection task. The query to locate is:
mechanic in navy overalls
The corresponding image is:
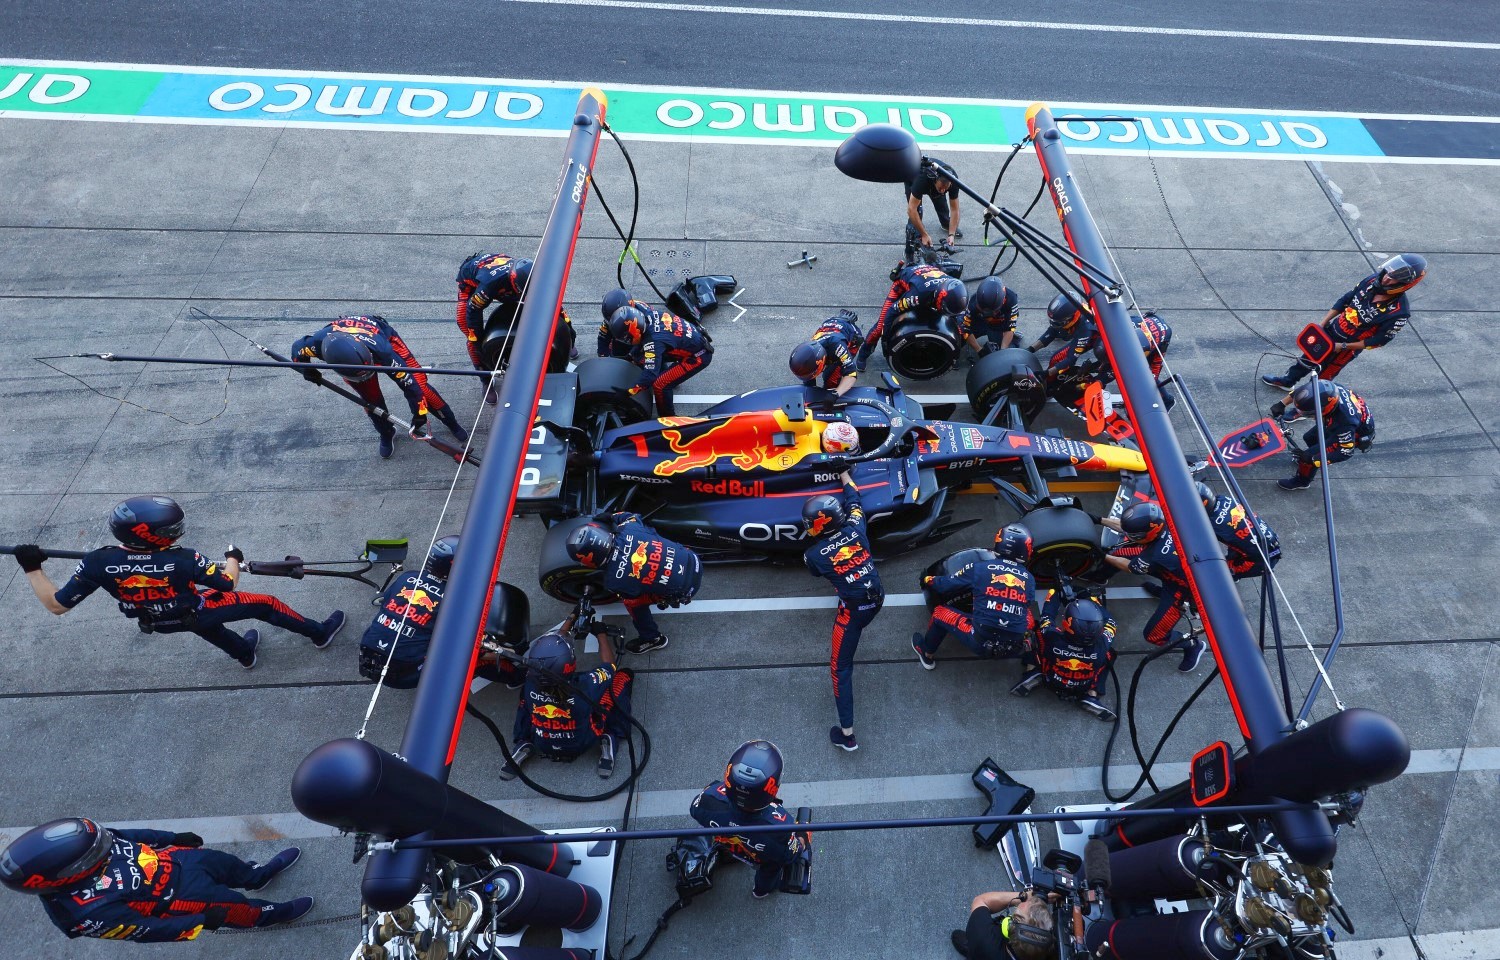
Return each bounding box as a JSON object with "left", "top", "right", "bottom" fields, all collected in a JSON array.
[
  {"left": 789, "top": 309, "right": 862, "bottom": 395},
  {"left": 958, "top": 276, "right": 1022, "bottom": 357},
  {"left": 1027, "top": 292, "right": 1094, "bottom": 354},
  {"left": 1195, "top": 482, "right": 1282, "bottom": 580},
  {"left": 606, "top": 305, "right": 714, "bottom": 417},
  {"left": 1102, "top": 501, "right": 1207, "bottom": 673},
  {"left": 913, "top": 524, "right": 1035, "bottom": 668},
  {"left": 356, "top": 535, "right": 524, "bottom": 690},
  {"left": 501, "top": 622, "right": 633, "bottom": 781},
  {"left": 598, "top": 288, "right": 661, "bottom": 359},
  {"left": 1263, "top": 253, "right": 1426, "bottom": 389},
  {"left": 566, "top": 512, "right": 702, "bottom": 654},
  {"left": 803, "top": 472, "right": 884, "bottom": 752},
  {"left": 860, "top": 262, "right": 968, "bottom": 370},
  {"left": 1012, "top": 594, "right": 1118, "bottom": 722},
  {"left": 291, "top": 314, "right": 467, "bottom": 458},
  {"left": 1, "top": 818, "right": 311, "bottom": 941},
  {"left": 1270, "top": 379, "right": 1375, "bottom": 491},
  {"left": 688, "top": 740, "right": 806, "bottom": 898},
  {"left": 13, "top": 496, "right": 344, "bottom": 670}
]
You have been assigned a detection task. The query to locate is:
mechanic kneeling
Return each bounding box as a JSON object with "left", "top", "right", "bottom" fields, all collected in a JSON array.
[
  {"left": 790, "top": 309, "right": 863, "bottom": 396},
  {"left": 566, "top": 512, "right": 702, "bottom": 654},
  {"left": 1102, "top": 502, "right": 1206, "bottom": 673},
  {"left": 687, "top": 740, "right": 808, "bottom": 899},
  {"left": 861, "top": 260, "right": 968, "bottom": 371},
  {"left": 1, "top": 817, "right": 311, "bottom": 942},
  {"left": 914, "top": 524, "right": 1035, "bottom": 669},
  {"left": 959, "top": 276, "right": 1023, "bottom": 358},
  {"left": 949, "top": 888, "right": 1058, "bottom": 960},
  {"left": 1011, "top": 593, "right": 1117, "bottom": 722},
  {"left": 502, "top": 618, "right": 632, "bottom": 780},
  {"left": 1270, "top": 378, "right": 1375, "bottom": 491},
  {"left": 357, "top": 535, "right": 522, "bottom": 689}
]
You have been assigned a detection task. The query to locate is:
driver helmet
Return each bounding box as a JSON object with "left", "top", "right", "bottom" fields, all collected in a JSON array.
[
  {"left": 0, "top": 818, "right": 114, "bottom": 894},
  {"left": 608, "top": 306, "right": 649, "bottom": 346},
  {"left": 1058, "top": 598, "right": 1107, "bottom": 642},
  {"left": 993, "top": 523, "right": 1033, "bottom": 563},
  {"left": 565, "top": 523, "right": 615, "bottom": 568},
  {"left": 322, "top": 331, "right": 375, "bottom": 383},
  {"left": 937, "top": 278, "right": 968, "bottom": 317},
  {"left": 426, "top": 535, "right": 460, "bottom": 580},
  {"left": 821, "top": 421, "right": 860, "bottom": 454},
  {"left": 1119, "top": 501, "right": 1165, "bottom": 543},
  {"left": 801, "top": 494, "right": 846, "bottom": 538},
  {"left": 972, "top": 276, "right": 1007, "bottom": 319},
  {"left": 723, "top": 740, "right": 783, "bottom": 812},
  {"left": 109, "top": 496, "right": 186, "bottom": 551},
  {"left": 789, "top": 341, "right": 825, "bottom": 382},
  {"left": 1376, "top": 253, "right": 1427, "bottom": 293}
]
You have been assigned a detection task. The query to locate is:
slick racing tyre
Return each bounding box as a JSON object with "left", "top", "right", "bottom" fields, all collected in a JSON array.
[
  {"left": 1020, "top": 506, "right": 1101, "bottom": 587},
  {"left": 574, "top": 358, "right": 655, "bottom": 427},
  {"left": 479, "top": 302, "right": 574, "bottom": 374},
  {"left": 920, "top": 548, "right": 1000, "bottom": 610},
  {"left": 484, "top": 582, "right": 531, "bottom": 650},
  {"left": 884, "top": 310, "right": 960, "bottom": 381},
  {"left": 538, "top": 517, "right": 619, "bottom": 604},
  {"left": 967, "top": 347, "right": 1046, "bottom": 426}
]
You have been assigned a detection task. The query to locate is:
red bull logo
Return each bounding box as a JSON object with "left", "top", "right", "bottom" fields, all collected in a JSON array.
[
  {"left": 991, "top": 572, "right": 1026, "bottom": 588},
  {"left": 533, "top": 703, "right": 569, "bottom": 720},
  {"left": 1228, "top": 504, "right": 1251, "bottom": 539},
  {"left": 118, "top": 574, "right": 170, "bottom": 589},
  {"left": 396, "top": 587, "right": 439, "bottom": 612},
  {"left": 628, "top": 542, "right": 650, "bottom": 579},
  {"left": 689, "top": 478, "right": 766, "bottom": 497},
  {"left": 653, "top": 411, "right": 804, "bottom": 477}
]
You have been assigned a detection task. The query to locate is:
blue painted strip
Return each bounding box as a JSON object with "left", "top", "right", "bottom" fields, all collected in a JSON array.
[
  {"left": 996, "top": 107, "right": 1385, "bottom": 158},
  {"left": 140, "top": 72, "right": 584, "bottom": 131}
]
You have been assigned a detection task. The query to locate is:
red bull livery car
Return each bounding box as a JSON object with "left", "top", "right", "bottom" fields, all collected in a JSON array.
[{"left": 522, "top": 358, "right": 1148, "bottom": 600}]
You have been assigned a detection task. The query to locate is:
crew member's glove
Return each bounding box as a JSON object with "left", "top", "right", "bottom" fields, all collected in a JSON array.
[
  {"left": 921, "top": 575, "right": 934, "bottom": 586},
  {"left": 170, "top": 832, "right": 204, "bottom": 847},
  {"left": 1269, "top": 400, "right": 1286, "bottom": 419},
  {"left": 13, "top": 544, "right": 47, "bottom": 573},
  {"left": 224, "top": 546, "right": 245, "bottom": 563},
  {"left": 296, "top": 361, "right": 321, "bottom": 383},
  {"left": 409, "top": 413, "right": 428, "bottom": 434},
  {"left": 200, "top": 906, "right": 229, "bottom": 930}
]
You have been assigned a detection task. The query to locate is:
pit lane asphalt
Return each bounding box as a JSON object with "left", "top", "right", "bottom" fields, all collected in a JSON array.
[
  {"left": 2, "top": 79, "right": 1500, "bottom": 960},
  {"left": 2, "top": 0, "right": 1500, "bottom": 115}
]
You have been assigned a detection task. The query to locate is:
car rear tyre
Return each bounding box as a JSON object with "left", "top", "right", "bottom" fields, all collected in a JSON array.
[
  {"left": 538, "top": 517, "right": 618, "bottom": 603},
  {"left": 479, "top": 302, "right": 574, "bottom": 373},
  {"left": 967, "top": 347, "right": 1046, "bottom": 425},
  {"left": 484, "top": 582, "right": 531, "bottom": 648},
  {"left": 574, "top": 357, "right": 654, "bottom": 427}
]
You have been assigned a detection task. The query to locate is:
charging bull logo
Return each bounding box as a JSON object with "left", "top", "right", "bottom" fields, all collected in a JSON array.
[
  {"left": 116, "top": 574, "right": 177, "bottom": 602},
  {"left": 1227, "top": 503, "right": 1251, "bottom": 539},
  {"left": 532, "top": 701, "right": 577, "bottom": 733},
  {"left": 388, "top": 586, "right": 439, "bottom": 626},
  {"left": 118, "top": 575, "right": 170, "bottom": 589},
  {"left": 829, "top": 543, "right": 868, "bottom": 576},
  {"left": 628, "top": 542, "right": 650, "bottom": 579},
  {"left": 985, "top": 571, "right": 1029, "bottom": 604},
  {"left": 396, "top": 587, "right": 439, "bottom": 612},
  {"left": 653, "top": 411, "right": 804, "bottom": 477}
]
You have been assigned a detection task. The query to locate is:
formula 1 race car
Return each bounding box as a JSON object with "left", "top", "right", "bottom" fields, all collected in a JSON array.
[{"left": 519, "top": 357, "right": 1150, "bottom": 601}]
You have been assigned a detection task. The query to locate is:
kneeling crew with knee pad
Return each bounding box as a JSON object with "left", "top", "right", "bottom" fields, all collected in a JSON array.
[
  {"left": 914, "top": 524, "right": 1035, "bottom": 669},
  {"left": 502, "top": 622, "right": 633, "bottom": 781},
  {"left": 566, "top": 512, "right": 702, "bottom": 654},
  {"left": 1271, "top": 379, "right": 1375, "bottom": 491},
  {"left": 13, "top": 497, "right": 344, "bottom": 670},
  {"left": 688, "top": 740, "right": 808, "bottom": 899},
  {"left": 1012, "top": 594, "right": 1117, "bottom": 722}
]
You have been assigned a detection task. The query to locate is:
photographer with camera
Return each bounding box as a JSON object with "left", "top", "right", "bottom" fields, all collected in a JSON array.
[
  {"left": 950, "top": 889, "right": 1057, "bottom": 960},
  {"left": 687, "top": 740, "right": 808, "bottom": 899},
  {"left": 501, "top": 611, "right": 632, "bottom": 781}
]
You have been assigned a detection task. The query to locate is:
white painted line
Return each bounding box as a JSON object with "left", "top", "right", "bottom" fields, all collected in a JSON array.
[
  {"left": 593, "top": 587, "right": 1156, "bottom": 618},
  {"left": 504, "top": 0, "right": 1500, "bottom": 52},
  {"left": 4, "top": 745, "right": 1490, "bottom": 848}
]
